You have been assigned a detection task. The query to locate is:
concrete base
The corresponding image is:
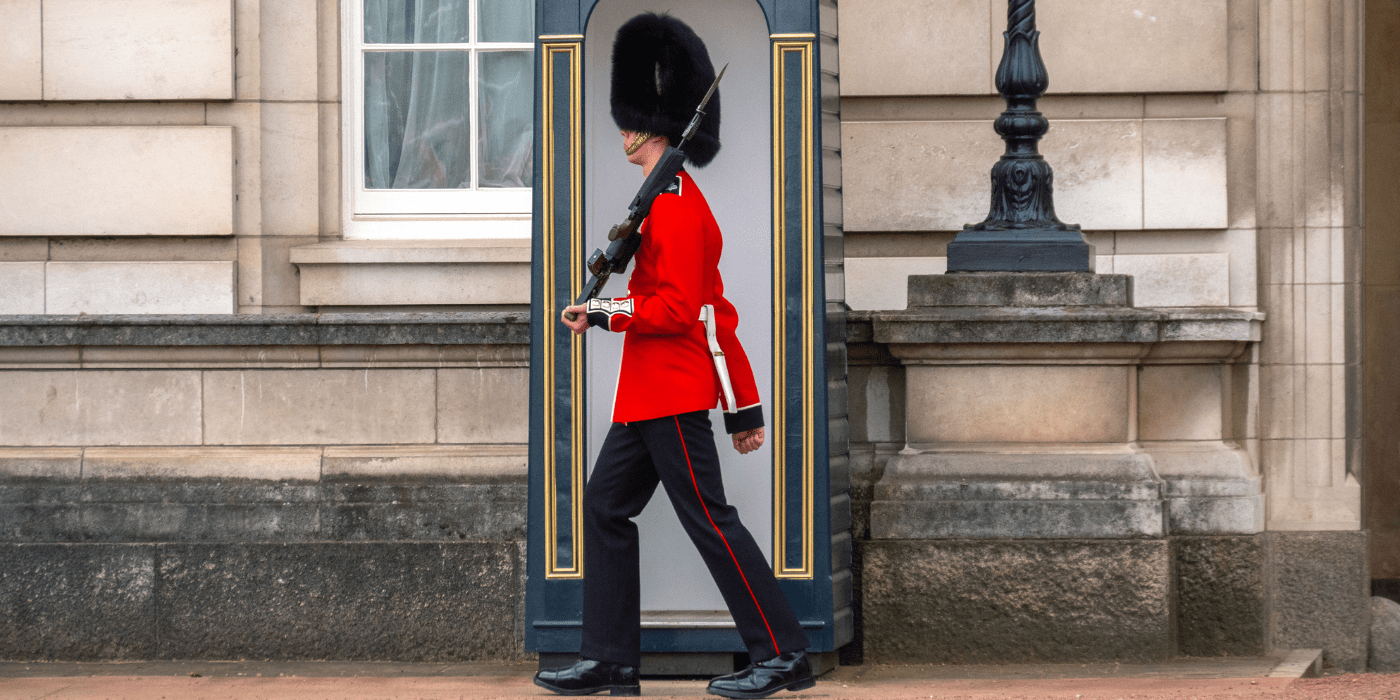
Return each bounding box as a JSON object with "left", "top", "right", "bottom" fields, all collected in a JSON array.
[{"left": 862, "top": 539, "right": 1173, "bottom": 663}]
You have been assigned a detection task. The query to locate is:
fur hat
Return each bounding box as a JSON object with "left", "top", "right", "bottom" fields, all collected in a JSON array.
[{"left": 611, "top": 13, "right": 721, "bottom": 167}]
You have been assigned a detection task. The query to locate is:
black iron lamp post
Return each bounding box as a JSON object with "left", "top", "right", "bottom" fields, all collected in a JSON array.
[{"left": 945, "top": 0, "right": 1094, "bottom": 272}]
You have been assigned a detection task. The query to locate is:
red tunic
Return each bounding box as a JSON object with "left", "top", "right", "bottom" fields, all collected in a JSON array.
[{"left": 585, "top": 171, "right": 764, "bottom": 434}]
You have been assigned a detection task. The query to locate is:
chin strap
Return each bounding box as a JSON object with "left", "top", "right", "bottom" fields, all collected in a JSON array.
[
  {"left": 699, "top": 304, "right": 737, "bottom": 413},
  {"left": 624, "top": 131, "right": 655, "bottom": 156}
]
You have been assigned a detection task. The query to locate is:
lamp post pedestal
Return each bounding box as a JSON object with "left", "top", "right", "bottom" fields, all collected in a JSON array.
[{"left": 946, "top": 0, "right": 1093, "bottom": 272}]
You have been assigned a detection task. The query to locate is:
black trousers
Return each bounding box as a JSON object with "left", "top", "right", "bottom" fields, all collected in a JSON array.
[{"left": 579, "top": 410, "right": 809, "bottom": 668}]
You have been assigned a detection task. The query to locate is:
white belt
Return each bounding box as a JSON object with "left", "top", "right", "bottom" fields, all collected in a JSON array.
[{"left": 699, "top": 304, "right": 737, "bottom": 413}]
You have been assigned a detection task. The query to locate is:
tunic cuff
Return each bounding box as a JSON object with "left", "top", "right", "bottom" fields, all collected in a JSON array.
[{"left": 723, "top": 405, "right": 764, "bottom": 434}]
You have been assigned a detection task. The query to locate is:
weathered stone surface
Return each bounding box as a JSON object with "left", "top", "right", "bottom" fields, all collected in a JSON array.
[
  {"left": 908, "top": 273, "right": 1131, "bottom": 308},
  {"left": 863, "top": 540, "right": 1171, "bottom": 663},
  {"left": 0, "top": 313, "right": 530, "bottom": 348},
  {"left": 322, "top": 482, "right": 527, "bottom": 542},
  {"left": 0, "top": 544, "right": 156, "bottom": 659},
  {"left": 0, "top": 478, "right": 526, "bottom": 544},
  {"left": 154, "top": 543, "right": 524, "bottom": 661},
  {"left": 1173, "top": 536, "right": 1266, "bottom": 656},
  {"left": 1268, "top": 531, "right": 1370, "bottom": 672},
  {"left": 1370, "top": 596, "right": 1400, "bottom": 673},
  {"left": 870, "top": 305, "right": 1262, "bottom": 346}
]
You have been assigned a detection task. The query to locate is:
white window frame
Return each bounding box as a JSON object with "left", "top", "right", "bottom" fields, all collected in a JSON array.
[{"left": 341, "top": 0, "right": 534, "bottom": 239}]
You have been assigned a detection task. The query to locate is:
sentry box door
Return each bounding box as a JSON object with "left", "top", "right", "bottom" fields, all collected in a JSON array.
[{"left": 526, "top": 0, "right": 849, "bottom": 665}]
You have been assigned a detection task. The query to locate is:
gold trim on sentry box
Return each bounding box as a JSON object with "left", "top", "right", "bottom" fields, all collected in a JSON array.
[
  {"left": 541, "top": 39, "right": 585, "bottom": 580},
  {"left": 770, "top": 38, "right": 815, "bottom": 580}
]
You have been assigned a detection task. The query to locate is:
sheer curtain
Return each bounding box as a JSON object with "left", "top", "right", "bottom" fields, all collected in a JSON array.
[{"left": 363, "top": 0, "right": 532, "bottom": 191}]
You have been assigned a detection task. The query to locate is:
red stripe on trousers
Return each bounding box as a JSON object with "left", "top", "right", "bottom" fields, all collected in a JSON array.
[{"left": 674, "top": 416, "right": 781, "bottom": 657}]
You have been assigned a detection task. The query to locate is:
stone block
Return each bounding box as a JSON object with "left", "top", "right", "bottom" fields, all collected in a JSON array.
[
  {"left": 997, "top": 0, "right": 1228, "bottom": 94},
  {"left": 844, "top": 120, "right": 1142, "bottom": 232},
  {"left": 1372, "top": 596, "right": 1400, "bottom": 673},
  {"left": 1040, "top": 120, "right": 1143, "bottom": 230},
  {"left": 0, "top": 543, "right": 156, "bottom": 659},
  {"left": 0, "top": 262, "right": 44, "bottom": 313},
  {"left": 838, "top": 0, "right": 991, "bottom": 96},
  {"left": 863, "top": 539, "right": 1171, "bottom": 662},
  {"left": 42, "top": 0, "right": 234, "bottom": 100},
  {"left": 1267, "top": 531, "right": 1370, "bottom": 672},
  {"left": 0, "top": 448, "right": 82, "bottom": 479},
  {"left": 201, "top": 370, "right": 437, "bottom": 445},
  {"left": 0, "top": 127, "right": 234, "bottom": 237},
  {"left": 1143, "top": 119, "right": 1229, "bottom": 229},
  {"left": 0, "top": 371, "right": 202, "bottom": 446},
  {"left": 260, "top": 102, "right": 321, "bottom": 236},
  {"left": 437, "top": 369, "right": 530, "bottom": 444},
  {"left": 842, "top": 120, "right": 999, "bottom": 232},
  {"left": 1139, "top": 365, "right": 1224, "bottom": 441},
  {"left": 154, "top": 543, "right": 524, "bottom": 660},
  {"left": 0, "top": 0, "right": 41, "bottom": 100},
  {"left": 259, "top": 0, "right": 318, "bottom": 101},
  {"left": 1115, "top": 254, "right": 1230, "bottom": 307},
  {"left": 45, "top": 262, "right": 236, "bottom": 314},
  {"left": 905, "top": 365, "right": 1131, "bottom": 444},
  {"left": 293, "top": 240, "right": 533, "bottom": 306},
  {"left": 1173, "top": 536, "right": 1266, "bottom": 656},
  {"left": 82, "top": 448, "right": 323, "bottom": 481}
]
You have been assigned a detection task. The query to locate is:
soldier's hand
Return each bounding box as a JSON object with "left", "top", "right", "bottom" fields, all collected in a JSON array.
[
  {"left": 561, "top": 305, "right": 589, "bottom": 335},
  {"left": 732, "top": 427, "right": 764, "bottom": 454}
]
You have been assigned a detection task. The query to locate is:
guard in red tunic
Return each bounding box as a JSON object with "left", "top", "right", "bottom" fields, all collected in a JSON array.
[{"left": 533, "top": 13, "right": 814, "bottom": 700}]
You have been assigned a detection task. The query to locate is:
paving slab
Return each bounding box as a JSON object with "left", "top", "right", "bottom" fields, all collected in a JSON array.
[{"left": 0, "top": 656, "right": 1386, "bottom": 700}]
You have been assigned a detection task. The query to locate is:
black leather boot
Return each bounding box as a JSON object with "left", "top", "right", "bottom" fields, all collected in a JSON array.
[
  {"left": 706, "top": 651, "right": 815, "bottom": 699},
  {"left": 534, "top": 659, "right": 641, "bottom": 696}
]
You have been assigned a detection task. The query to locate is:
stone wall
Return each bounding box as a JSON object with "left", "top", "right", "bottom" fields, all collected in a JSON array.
[{"left": 0, "top": 315, "right": 533, "bottom": 661}]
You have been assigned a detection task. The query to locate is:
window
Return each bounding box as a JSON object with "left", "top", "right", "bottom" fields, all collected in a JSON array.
[{"left": 343, "top": 0, "right": 534, "bottom": 238}]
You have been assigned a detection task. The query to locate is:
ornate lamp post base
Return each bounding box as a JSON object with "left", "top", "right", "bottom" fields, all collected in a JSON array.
[
  {"left": 946, "top": 0, "right": 1094, "bottom": 273},
  {"left": 947, "top": 229, "right": 1094, "bottom": 272}
]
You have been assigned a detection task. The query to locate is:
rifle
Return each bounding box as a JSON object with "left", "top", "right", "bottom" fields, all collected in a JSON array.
[{"left": 563, "top": 64, "right": 727, "bottom": 322}]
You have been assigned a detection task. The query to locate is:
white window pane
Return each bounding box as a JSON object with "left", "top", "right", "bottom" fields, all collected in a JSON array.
[
  {"left": 364, "top": 51, "right": 471, "bottom": 189},
  {"left": 478, "top": 0, "right": 532, "bottom": 43},
  {"left": 365, "top": 0, "right": 470, "bottom": 44},
  {"left": 477, "top": 50, "right": 534, "bottom": 188}
]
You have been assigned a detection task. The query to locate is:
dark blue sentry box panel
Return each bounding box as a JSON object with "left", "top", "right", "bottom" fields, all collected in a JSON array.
[{"left": 526, "top": 0, "right": 849, "bottom": 657}]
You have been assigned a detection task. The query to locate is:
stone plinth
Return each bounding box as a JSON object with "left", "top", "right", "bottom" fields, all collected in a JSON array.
[{"left": 868, "top": 273, "right": 1264, "bottom": 539}]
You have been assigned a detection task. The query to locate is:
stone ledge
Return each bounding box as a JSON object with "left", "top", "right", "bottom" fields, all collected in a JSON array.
[
  {"left": 0, "top": 312, "right": 530, "bottom": 347},
  {"left": 289, "top": 239, "right": 531, "bottom": 264}
]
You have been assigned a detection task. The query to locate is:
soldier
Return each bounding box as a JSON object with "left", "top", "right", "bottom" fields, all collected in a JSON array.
[{"left": 533, "top": 12, "right": 815, "bottom": 700}]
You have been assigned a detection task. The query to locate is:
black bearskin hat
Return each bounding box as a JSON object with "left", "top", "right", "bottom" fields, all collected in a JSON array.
[{"left": 611, "top": 13, "right": 721, "bottom": 167}]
